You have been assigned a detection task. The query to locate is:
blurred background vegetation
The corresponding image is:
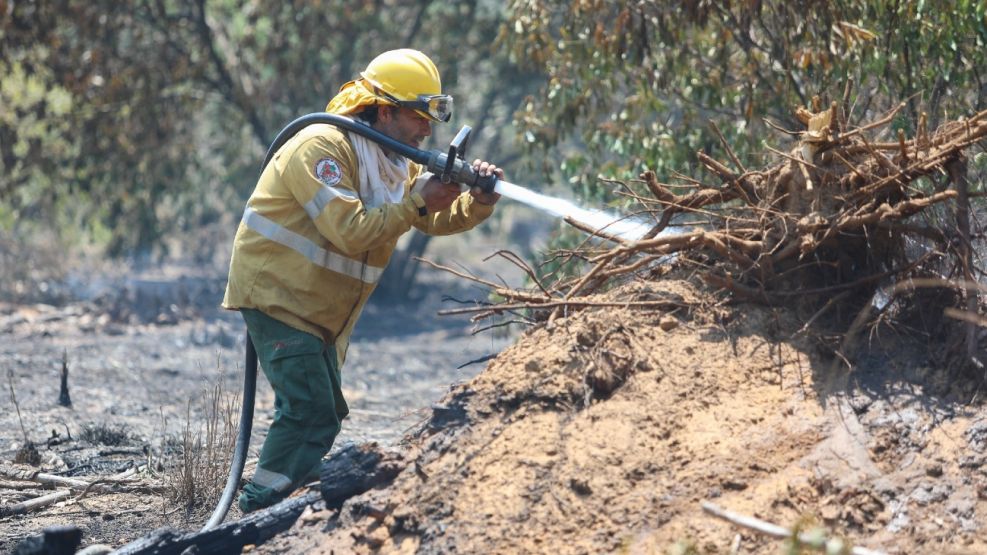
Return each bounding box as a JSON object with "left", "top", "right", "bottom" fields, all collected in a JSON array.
[{"left": 2, "top": 0, "right": 985, "bottom": 298}]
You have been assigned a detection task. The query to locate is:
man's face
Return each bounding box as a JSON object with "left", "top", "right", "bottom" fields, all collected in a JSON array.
[{"left": 374, "top": 106, "right": 432, "bottom": 149}]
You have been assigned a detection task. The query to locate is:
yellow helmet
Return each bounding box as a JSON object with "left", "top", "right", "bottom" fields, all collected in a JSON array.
[{"left": 360, "top": 49, "right": 453, "bottom": 122}]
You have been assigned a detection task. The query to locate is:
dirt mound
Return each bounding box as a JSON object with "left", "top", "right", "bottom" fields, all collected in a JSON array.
[
  {"left": 259, "top": 277, "right": 987, "bottom": 554},
  {"left": 226, "top": 102, "right": 987, "bottom": 553}
]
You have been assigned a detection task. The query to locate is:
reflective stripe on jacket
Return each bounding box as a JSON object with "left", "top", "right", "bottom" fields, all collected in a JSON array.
[{"left": 223, "top": 123, "right": 493, "bottom": 363}]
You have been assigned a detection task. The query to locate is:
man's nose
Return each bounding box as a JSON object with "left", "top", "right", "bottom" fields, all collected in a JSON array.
[{"left": 421, "top": 120, "right": 432, "bottom": 137}]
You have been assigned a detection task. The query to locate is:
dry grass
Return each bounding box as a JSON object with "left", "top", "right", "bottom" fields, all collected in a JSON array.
[
  {"left": 7, "top": 371, "right": 41, "bottom": 466},
  {"left": 79, "top": 422, "right": 136, "bottom": 446},
  {"left": 165, "top": 374, "right": 240, "bottom": 514}
]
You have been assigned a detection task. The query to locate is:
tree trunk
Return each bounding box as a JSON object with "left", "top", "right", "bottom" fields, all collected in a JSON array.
[
  {"left": 947, "top": 158, "right": 979, "bottom": 364},
  {"left": 377, "top": 232, "right": 432, "bottom": 301}
]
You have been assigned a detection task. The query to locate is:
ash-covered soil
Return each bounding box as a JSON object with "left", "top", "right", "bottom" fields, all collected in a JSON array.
[
  {"left": 0, "top": 262, "right": 511, "bottom": 552},
  {"left": 257, "top": 278, "right": 987, "bottom": 555}
]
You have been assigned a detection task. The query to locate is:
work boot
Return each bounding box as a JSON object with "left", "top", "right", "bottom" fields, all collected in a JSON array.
[
  {"left": 238, "top": 482, "right": 289, "bottom": 513},
  {"left": 237, "top": 462, "right": 322, "bottom": 513}
]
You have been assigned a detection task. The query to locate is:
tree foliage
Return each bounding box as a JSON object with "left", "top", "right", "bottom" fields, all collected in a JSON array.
[
  {"left": 3, "top": 0, "right": 985, "bottom": 281},
  {"left": 504, "top": 0, "right": 987, "bottom": 193},
  {"left": 2, "top": 2, "right": 207, "bottom": 252},
  {"left": 1, "top": 0, "right": 531, "bottom": 261}
]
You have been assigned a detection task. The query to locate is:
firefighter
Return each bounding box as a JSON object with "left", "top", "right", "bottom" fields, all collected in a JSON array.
[{"left": 223, "top": 49, "right": 501, "bottom": 512}]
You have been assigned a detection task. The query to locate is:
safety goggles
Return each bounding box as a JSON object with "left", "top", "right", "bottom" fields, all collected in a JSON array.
[{"left": 376, "top": 88, "right": 454, "bottom": 123}]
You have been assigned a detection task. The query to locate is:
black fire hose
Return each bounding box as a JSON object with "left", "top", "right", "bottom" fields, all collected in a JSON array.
[
  {"left": 201, "top": 335, "right": 257, "bottom": 530},
  {"left": 201, "top": 113, "right": 498, "bottom": 530}
]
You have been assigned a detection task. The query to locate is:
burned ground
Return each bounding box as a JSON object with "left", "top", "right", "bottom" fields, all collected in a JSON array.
[{"left": 0, "top": 264, "right": 512, "bottom": 553}]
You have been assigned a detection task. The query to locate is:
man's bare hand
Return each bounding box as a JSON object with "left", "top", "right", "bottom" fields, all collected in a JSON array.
[
  {"left": 419, "top": 177, "right": 462, "bottom": 213},
  {"left": 469, "top": 159, "right": 503, "bottom": 206}
]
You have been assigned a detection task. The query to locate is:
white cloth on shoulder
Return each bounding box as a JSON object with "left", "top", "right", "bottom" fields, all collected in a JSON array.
[{"left": 348, "top": 129, "right": 409, "bottom": 209}]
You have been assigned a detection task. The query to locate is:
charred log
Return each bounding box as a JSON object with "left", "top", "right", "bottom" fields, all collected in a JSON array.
[
  {"left": 111, "top": 442, "right": 404, "bottom": 554},
  {"left": 12, "top": 525, "right": 82, "bottom": 555},
  {"left": 319, "top": 442, "right": 405, "bottom": 508},
  {"left": 111, "top": 492, "right": 319, "bottom": 555}
]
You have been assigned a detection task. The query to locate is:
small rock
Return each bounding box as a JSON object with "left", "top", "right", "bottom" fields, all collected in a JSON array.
[
  {"left": 659, "top": 315, "right": 679, "bottom": 331},
  {"left": 911, "top": 483, "right": 950, "bottom": 506},
  {"left": 570, "top": 478, "right": 592, "bottom": 496},
  {"left": 299, "top": 505, "right": 333, "bottom": 525},
  {"left": 721, "top": 479, "right": 748, "bottom": 491},
  {"left": 362, "top": 523, "right": 391, "bottom": 548}
]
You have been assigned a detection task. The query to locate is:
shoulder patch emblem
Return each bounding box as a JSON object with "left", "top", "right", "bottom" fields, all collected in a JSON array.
[{"left": 314, "top": 157, "right": 343, "bottom": 186}]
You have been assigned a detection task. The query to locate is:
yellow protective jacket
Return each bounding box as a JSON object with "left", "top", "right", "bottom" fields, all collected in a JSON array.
[{"left": 223, "top": 123, "right": 493, "bottom": 363}]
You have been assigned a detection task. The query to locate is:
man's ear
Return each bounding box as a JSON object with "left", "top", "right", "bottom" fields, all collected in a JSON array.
[{"left": 377, "top": 105, "right": 394, "bottom": 123}]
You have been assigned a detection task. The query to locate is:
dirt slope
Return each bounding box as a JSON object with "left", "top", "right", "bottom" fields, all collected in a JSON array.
[{"left": 261, "top": 278, "right": 987, "bottom": 554}]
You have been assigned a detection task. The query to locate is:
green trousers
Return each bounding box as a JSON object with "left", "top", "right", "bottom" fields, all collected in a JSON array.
[{"left": 238, "top": 309, "right": 349, "bottom": 513}]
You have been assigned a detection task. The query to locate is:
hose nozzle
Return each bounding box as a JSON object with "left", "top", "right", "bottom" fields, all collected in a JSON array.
[{"left": 427, "top": 125, "right": 498, "bottom": 194}]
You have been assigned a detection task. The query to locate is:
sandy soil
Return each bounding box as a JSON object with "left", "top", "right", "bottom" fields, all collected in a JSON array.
[
  {"left": 255, "top": 278, "right": 987, "bottom": 555},
  {"left": 0, "top": 262, "right": 512, "bottom": 552}
]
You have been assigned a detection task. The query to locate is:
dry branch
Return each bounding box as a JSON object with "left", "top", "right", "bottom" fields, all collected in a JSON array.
[
  {"left": 702, "top": 501, "right": 887, "bottom": 555},
  {"left": 563, "top": 215, "right": 628, "bottom": 244},
  {"left": 0, "top": 462, "right": 164, "bottom": 509},
  {"left": 438, "top": 298, "right": 690, "bottom": 316},
  {"left": 0, "top": 489, "right": 72, "bottom": 517},
  {"left": 112, "top": 492, "right": 321, "bottom": 555},
  {"left": 113, "top": 443, "right": 401, "bottom": 555}
]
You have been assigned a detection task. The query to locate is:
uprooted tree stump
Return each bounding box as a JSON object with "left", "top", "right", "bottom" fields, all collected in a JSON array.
[{"left": 436, "top": 94, "right": 987, "bottom": 375}]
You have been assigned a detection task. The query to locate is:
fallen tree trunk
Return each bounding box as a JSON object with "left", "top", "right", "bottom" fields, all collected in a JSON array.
[
  {"left": 433, "top": 98, "right": 987, "bottom": 375},
  {"left": 110, "top": 492, "right": 320, "bottom": 555},
  {"left": 110, "top": 442, "right": 404, "bottom": 555}
]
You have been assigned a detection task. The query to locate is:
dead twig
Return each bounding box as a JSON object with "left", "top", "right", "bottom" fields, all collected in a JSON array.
[
  {"left": 701, "top": 501, "right": 888, "bottom": 555},
  {"left": 7, "top": 372, "right": 30, "bottom": 446},
  {"left": 563, "top": 215, "right": 628, "bottom": 245},
  {"left": 438, "top": 299, "right": 690, "bottom": 317},
  {"left": 484, "top": 250, "right": 554, "bottom": 298},
  {"left": 710, "top": 120, "right": 747, "bottom": 174},
  {"left": 833, "top": 101, "right": 906, "bottom": 142}
]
